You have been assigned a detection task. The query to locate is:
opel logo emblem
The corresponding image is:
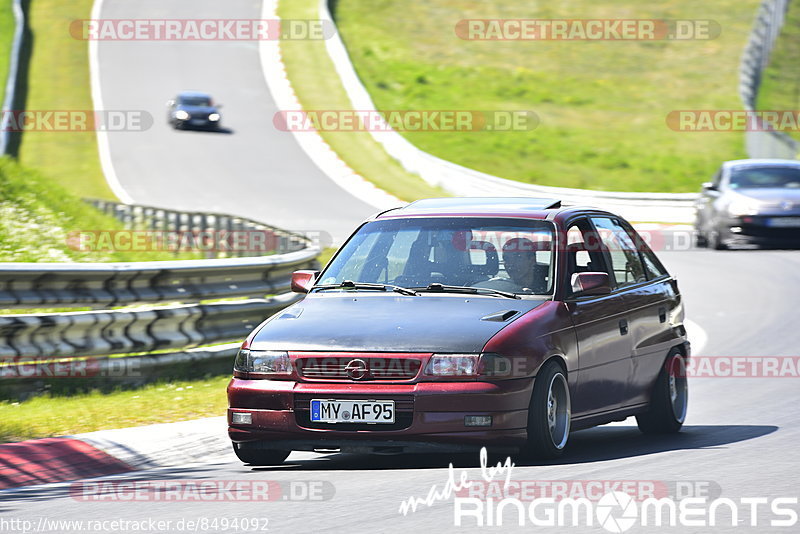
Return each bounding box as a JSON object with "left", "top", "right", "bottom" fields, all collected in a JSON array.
[{"left": 345, "top": 359, "right": 369, "bottom": 380}]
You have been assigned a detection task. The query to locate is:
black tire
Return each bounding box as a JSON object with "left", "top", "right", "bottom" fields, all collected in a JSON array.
[
  {"left": 695, "top": 229, "right": 708, "bottom": 248},
  {"left": 523, "top": 360, "right": 571, "bottom": 460},
  {"left": 708, "top": 225, "right": 728, "bottom": 250},
  {"left": 232, "top": 444, "right": 290, "bottom": 466},
  {"left": 636, "top": 350, "right": 688, "bottom": 434}
]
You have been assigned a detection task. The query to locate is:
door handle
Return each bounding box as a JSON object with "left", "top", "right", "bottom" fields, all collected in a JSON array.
[
  {"left": 658, "top": 307, "right": 667, "bottom": 323},
  {"left": 619, "top": 319, "right": 629, "bottom": 336}
]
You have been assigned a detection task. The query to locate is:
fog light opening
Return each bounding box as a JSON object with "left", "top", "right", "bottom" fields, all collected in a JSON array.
[
  {"left": 232, "top": 412, "right": 252, "bottom": 425},
  {"left": 464, "top": 415, "right": 492, "bottom": 427}
]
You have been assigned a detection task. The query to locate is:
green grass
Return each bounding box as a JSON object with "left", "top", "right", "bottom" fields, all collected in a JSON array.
[
  {"left": 0, "top": 156, "right": 196, "bottom": 261},
  {"left": 17, "top": 0, "right": 113, "bottom": 199},
  {"left": 0, "top": 0, "right": 13, "bottom": 108},
  {"left": 0, "top": 376, "right": 230, "bottom": 443},
  {"left": 757, "top": 3, "right": 800, "bottom": 142},
  {"left": 323, "top": 0, "right": 757, "bottom": 192},
  {"left": 278, "top": 0, "right": 447, "bottom": 202}
]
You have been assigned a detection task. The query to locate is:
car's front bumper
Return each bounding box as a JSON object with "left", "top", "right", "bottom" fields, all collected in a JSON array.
[
  {"left": 227, "top": 378, "right": 533, "bottom": 454},
  {"left": 718, "top": 214, "right": 800, "bottom": 246}
]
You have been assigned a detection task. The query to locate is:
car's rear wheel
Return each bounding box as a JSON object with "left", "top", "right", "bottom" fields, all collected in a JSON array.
[
  {"left": 636, "top": 349, "right": 688, "bottom": 434},
  {"left": 524, "top": 361, "right": 571, "bottom": 459},
  {"left": 232, "top": 445, "right": 290, "bottom": 466}
]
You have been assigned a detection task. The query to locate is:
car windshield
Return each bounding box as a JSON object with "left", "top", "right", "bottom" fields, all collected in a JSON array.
[
  {"left": 179, "top": 96, "right": 212, "bottom": 107},
  {"left": 729, "top": 167, "right": 800, "bottom": 189},
  {"left": 319, "top": 217, "right": 555, "bottom": 296}
]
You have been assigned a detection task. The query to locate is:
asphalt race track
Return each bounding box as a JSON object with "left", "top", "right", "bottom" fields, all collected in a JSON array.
[
  {"left": 96, "top": 0, "right": 377, "bottom": 242},
  {"left": 1, "top": 252, "right": 798, "bottom": 533},
  {"left": 2, "top": 0, "right": 799, "bottom": 532}
]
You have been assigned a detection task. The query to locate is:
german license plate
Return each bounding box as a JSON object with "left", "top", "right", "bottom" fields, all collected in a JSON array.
[
  {"left": 310, "top": 399, "right": 395, "bottom": 423},
  {"left": 767, "top": 217, "right": 800, "bottom": 228}
]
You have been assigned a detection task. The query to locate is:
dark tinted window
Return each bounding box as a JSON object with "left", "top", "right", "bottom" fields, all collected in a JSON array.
[{"left": 179, "top": 96, "right": 212, "bottom": 106}]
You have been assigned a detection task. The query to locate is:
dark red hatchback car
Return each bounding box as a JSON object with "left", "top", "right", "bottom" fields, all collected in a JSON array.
[{"left": 228, "top": 198, "right": 690, "bottom": 464}]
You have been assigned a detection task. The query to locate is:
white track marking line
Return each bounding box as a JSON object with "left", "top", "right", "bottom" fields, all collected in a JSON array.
[{"left": 89, "top": 0, "right": 133, "bottom": 204}]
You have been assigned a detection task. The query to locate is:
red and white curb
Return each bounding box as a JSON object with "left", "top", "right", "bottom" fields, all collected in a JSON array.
[{"left": 0, "top": 417, "right": 228, "bottom": 491}]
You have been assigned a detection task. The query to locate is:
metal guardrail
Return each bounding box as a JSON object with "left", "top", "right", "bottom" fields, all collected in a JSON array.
[
  {"left": 0, "top": 248, "right": 318, "bottom": 309},
  {"left": 0, "top": 294, "right": 300, "bottom": 359},
  {"left": 740, "top": 0, "right": 799, "bottom": 158},
  {"left": 0, "top": 199, "right": 320, "bottom": 374},
  {"left": 0, "top": 0, "right": 24, "bottom": 155},
  {"left": 87, "top": 199, "right": 310, "bottom": 257}
]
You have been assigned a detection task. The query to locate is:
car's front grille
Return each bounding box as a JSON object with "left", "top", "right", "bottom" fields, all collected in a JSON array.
[
  {"left": 296, "top": 357, "right": 421, "bottom": 381},
  {"left": 294, "top": 394, "right": 414, "bottom": 431}
]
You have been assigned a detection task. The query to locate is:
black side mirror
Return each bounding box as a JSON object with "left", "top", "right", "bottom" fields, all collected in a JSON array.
[{"left": 701, "top": 182, "right": 716, "bottom": 191}]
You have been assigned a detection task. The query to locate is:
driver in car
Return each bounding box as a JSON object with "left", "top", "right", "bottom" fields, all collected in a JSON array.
[{"left": 476, "top": 237, "right": 548, "bottom": 294}]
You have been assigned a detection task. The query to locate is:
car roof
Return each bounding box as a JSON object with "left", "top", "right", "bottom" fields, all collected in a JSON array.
[
  {"left": 177, "top": 91, "right": 212, "bottom": 99},
  {"left": 373, "top": 197, "right": 618, "bottom": 223},
  {"left": 375, "top": 197, "right": 559, "bottom": 219},
  {"left": 722, "top": 158, "right": 800, "bottom": 170}
]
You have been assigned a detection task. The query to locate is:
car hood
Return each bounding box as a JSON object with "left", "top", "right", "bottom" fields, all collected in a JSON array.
[
  {"left": 249, "top": 292, "right": 548, "bottom": 353},
  {"left": 731, "top": 188, "right": 800, "bottom": 203}
]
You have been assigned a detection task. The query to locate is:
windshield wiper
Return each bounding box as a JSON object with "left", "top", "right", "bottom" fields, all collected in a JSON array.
[
  {"left": 412, "top": 283, "right": 520, "bottom": 299},
  {"left": 313, "top": 280, "right": 419, "bottom": 296}
]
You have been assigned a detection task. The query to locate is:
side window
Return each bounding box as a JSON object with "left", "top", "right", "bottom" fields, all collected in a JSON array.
[
  {"left": 640, "top": 249, "right": 668, "bottom": 280},
  {"left": 564, "top": 219, "right": 610, "bottom": 284},
  {"left": 590, "top": 217, "right": 647, "bottom": 288},
  {"left": 622, "top": 223, "right": 669, "bottom": 280}
]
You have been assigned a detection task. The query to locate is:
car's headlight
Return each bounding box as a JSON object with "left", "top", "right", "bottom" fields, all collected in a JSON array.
[
  {"left": 727, "top": 198, "right": 760, "bottom": 217},
  {"left": 208, "top": 113, "right": 220, "bottom": 121},
  {"left": 425, "top": 354, "right": 480, "bottom": 376},
  {"left": 174, "top": 110, "right": 190, "bottom": 120},
  {"left": 234, "top": 349, "right": 292, "bottom": 375}
]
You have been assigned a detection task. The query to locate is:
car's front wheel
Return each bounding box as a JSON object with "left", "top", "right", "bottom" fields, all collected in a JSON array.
[
  {"left": 232, "top": 445, "right": 290, "bottom": 466},
  {"left": 636, "top": 349, "right": 688, "bottom": 434},
  {"left": 524, "top": 361, "right": 571, "bottom": 459},
  {"left": 708, "top": 224, "right": 729, "bottom": 250}
]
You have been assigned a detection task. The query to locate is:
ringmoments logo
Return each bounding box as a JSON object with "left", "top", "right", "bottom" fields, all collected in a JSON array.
[{"left": 398, "top": 448, "right": 799, "bottom": 530}]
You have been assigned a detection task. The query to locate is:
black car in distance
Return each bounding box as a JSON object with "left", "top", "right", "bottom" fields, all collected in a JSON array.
[{"left": 166, "top": 91, "right": 222, "bottom": 130}]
